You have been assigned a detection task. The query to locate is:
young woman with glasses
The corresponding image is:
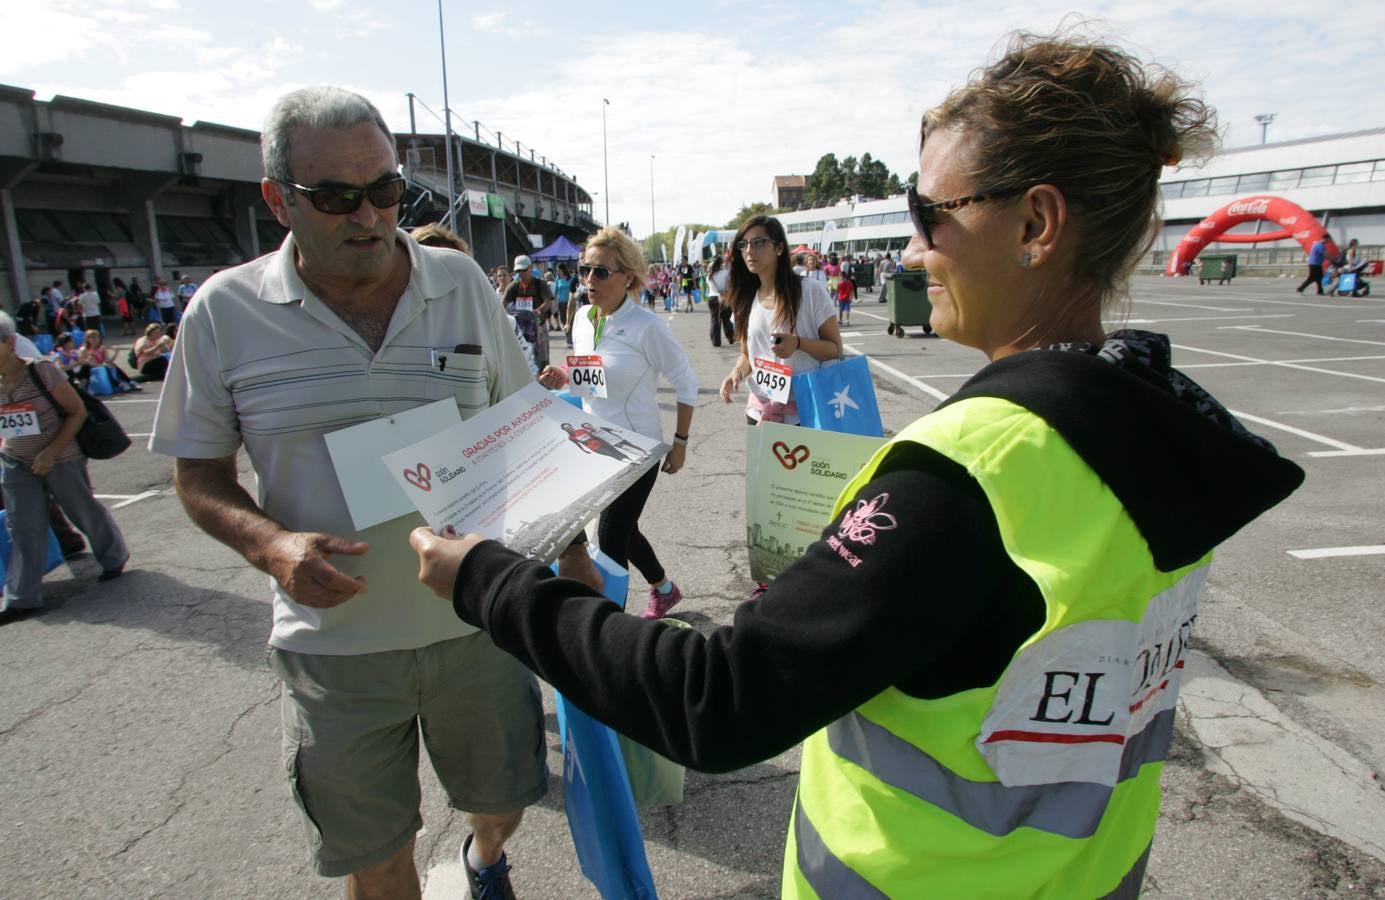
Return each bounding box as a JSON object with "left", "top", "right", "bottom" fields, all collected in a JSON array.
[
  {"left": 537, "top": 228, "right": 698, "bottom": 620},
  {"left": 413, "top": 31, "right": 1302, "bottom": 896},
  {"left": 718, "top": 215, "right": 842, "bottom": 424}
]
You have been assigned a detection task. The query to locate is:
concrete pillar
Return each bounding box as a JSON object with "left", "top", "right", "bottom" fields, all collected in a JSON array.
[
  {"left": 0, "top": 189, "right": 27, "bottom": 313},
  {"left": 121, "top": 173, "right": 178, "bottom": 281},
  {"left": 229, "top": 183, "right": 262, "bottom": 261},
  {"left": 0, "top": 160, "right": 36, "bottom": 313}
]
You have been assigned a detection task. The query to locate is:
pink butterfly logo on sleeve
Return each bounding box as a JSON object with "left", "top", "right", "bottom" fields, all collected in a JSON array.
[{"left": 837, "top": 493, "right": 898, "bottom": 546}]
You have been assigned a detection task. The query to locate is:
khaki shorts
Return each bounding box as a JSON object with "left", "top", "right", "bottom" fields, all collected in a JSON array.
[{"left": 270, "top": 632, "right": 548, "bottom": 877}]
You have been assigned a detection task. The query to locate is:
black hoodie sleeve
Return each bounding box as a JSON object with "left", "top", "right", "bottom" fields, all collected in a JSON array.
[{"left": 451, "top": 444, "right": 1043, "bottom": 773}]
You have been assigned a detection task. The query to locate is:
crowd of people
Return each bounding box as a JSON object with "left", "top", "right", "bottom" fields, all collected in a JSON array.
[{"left": 3, "top": 27, "right": 1316, "bottom": 900}]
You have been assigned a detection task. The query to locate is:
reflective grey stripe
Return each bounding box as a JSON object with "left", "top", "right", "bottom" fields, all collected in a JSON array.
[
  {"left": 794, "top": 796, "right": 888, "bottom": 899},
  {"left": 1100, "top": 843, "right": 1152, "bottom": 899},
  {"left": 825, "top": 708, "right": 1176, "bottom": 840}
]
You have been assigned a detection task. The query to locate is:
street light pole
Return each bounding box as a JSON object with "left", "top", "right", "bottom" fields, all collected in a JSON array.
[
  {"left": 1254, "top": 113, "right": 1277, "bottom": 145},
  {"left": 436, "top": 0, "right": 456, "bottom": 230},
  {"left": 602, "top": 98, "right": 610, "bottom": 225},
  {"left": 649, "top": 154, "right": 655, "bottom": 238}
]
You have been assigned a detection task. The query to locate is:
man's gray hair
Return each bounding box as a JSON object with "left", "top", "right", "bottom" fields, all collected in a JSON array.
[
  {"left": 261, "top": 86, "right": 396, "bottom": 183},
  {"left": 0, "top": 311, "right": 15, "bottom": 340}
]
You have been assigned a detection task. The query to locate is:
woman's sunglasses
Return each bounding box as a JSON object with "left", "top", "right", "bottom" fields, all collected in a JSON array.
[
  {"left": 279, "top": 175, "right": 407, "bottom": 215},
  {"left": 906, "top": 184, "right": 1025, "bottom": 249},
  {"left": 578, "top": 264, "right": 622, "bottom": 281}
]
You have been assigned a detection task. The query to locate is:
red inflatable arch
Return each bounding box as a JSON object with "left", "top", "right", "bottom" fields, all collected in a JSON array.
[{"left": 1165, "top": 195, "right": 1338, "bottom": 276}]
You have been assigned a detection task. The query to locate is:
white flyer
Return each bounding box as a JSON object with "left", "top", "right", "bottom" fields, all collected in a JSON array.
[
  {"left": 384, "top": 383, "right": 669, "bottom": 563},
  {"left": 323, "top": 398, "right": 462, "bottom": 531}
]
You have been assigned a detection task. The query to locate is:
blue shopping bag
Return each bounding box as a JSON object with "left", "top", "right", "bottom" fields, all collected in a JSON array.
[
  {"left": 1337, "top": 272, "right": 1358, "bottom": 295},
  {"left": 34, "top": 334, "right": 54, "bottom": 354},
  {"left": 791, "top": 354, "right": 885, "bottom": 437},
  {"left": 549, "top": 549, "right": 659, "bottom": 900},
  {"left": 87, "top": 366, "right": 115, "bottom": 397},
  {"left": 0, "top": 510, "right": 66, "bottom": 582}
]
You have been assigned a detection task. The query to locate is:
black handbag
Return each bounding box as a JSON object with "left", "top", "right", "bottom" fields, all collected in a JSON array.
[{"left": 26, "top": 363, "right": 132, "bottom": 460}]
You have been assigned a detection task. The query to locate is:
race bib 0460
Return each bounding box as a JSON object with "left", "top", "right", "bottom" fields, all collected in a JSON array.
[
  {"left": 752, "top": 357, "right": 793, "bottom": 403},
  {"left": 567, "top": 355, "right": 608, "bottom": 399},
  {"left": 0, "top": 403, "right": 41, "bottom": 438}
]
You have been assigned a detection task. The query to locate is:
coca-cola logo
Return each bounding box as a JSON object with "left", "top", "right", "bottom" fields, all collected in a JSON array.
[{"left": 1227, "top": 198, "right": 1272, "bottom": 217}]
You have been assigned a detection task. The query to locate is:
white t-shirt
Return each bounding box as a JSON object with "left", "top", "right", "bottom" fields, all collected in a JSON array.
[
  {"left": 570, "top": 299, "right": 698, "bottom": 441},
  {"left": 745, "top": 277, "right": 836, "bottom": 422},
  {"left": 153, "top": 288, "right": 176, "bottom": 309},
  {"left": 79, "top": 290, "right": 101, "bottom": 317},
  {"left": 707, "top": 268, "right": 729, "bottom": 298},
  {"left": 150, "top": 230, "right": 533, "bottom": 655}
]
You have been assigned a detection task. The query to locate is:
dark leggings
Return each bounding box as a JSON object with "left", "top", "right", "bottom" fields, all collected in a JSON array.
[
  {"left": 707, "top": 298, "right": 735, "bottom": 346},
  {"left": 1297, "top": 264, "right": 1324, "bottom": 294},
  {"left": 597, "top": 465, "right": 664, "bottom": 586}
]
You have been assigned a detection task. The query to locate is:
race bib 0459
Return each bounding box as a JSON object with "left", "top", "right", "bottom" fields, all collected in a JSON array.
[{"left": 752, "top": 357, "right": 792, "bottom": 403}]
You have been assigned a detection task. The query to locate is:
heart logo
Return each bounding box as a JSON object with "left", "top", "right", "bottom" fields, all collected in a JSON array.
[
  {"left": 772, "top": 441, "right": 811, "bottom": 470},
  {"left": 403, "top": 462, "right": 432, "bottom": 492}
]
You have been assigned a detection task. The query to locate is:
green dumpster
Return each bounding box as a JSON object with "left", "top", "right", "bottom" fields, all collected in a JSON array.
[
  {"left": 851, "top": 265, "right": 876, "bottom": 294},
  {"left": 884, "top": 271, "right": 933, "bottom": 337},
  {"left": 1198, "top": 254, "right": 1237, "bottom": 285}
]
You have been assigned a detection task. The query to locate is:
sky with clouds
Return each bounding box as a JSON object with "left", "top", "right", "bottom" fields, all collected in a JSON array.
[{"left": 5, "top": 0, "right": 1384, "bottom": 237}]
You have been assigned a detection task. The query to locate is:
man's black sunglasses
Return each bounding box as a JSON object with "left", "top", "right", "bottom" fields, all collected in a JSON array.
[
  {"left": 906, "top": 184, "right": 1027, "bottom": 249},
  {"left": 578, "top": 264, "right": 622, "bottom": 281},
  {"left": 279, "top": 174, "right": 407, "bottom": 215}
]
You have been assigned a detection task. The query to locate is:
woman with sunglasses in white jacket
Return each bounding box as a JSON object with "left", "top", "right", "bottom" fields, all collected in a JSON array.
[{"left": 538, "top": 227, "right": 699, "bottom": 620}]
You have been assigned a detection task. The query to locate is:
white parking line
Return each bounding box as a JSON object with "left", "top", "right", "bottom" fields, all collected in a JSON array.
[
  {"left": 94, "top": 490, "right": 160, "bottom": 509},
  {"left": 1121, "top": 314, "right": 1294, "bottom": 325},
  {"left": 1226, "top": 409, "right": 1385, "bottom": 458},
  {"left": 843, "top": 345, "right": 950, "bottom": 402},
  {"left": 1172, "top": 344, "right": 1385, "bottom": 385},
  {"left": 1180, "top": 354, "right": 1385, "bottom": 369},
  {"left": 1220, "top": 326, "right": 1385, "bottom": 347},
  {"left": 1214, "top": 296, "right": 1385, "bottom": 310},
  {"left": 106, "top": 398, "right": 161, "bottom": 403},
  {"left": 1130, "top": 300, "right": 1249, "bottom": 312},
  {"left": 1287, "top": 545, "right": 1385, "bottom": 560}
]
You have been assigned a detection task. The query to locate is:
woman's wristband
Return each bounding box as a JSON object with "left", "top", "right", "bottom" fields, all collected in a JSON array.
[{"left": 673, "top": 432, "right": 689, "bottom": 445}]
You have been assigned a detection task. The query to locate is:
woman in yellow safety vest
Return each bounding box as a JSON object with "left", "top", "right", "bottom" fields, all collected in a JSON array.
[{"left": 409, "top": 29, "right": 1304, "bottom": 898}]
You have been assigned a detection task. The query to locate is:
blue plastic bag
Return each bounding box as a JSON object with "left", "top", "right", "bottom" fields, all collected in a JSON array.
[
  {"left": 87, "top": 366, "right": 115, "bottom": 397},
  {"left": 791, "top": 354, "right": 885, "bottom": 437},
  {"left": 549, "top": 549, "right": 659, "bottom": 899},
  {"left": 0, "top": 509, "right": 66, "bottom": 582}
]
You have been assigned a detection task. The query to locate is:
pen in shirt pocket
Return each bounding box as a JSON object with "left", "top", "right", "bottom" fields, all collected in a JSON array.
[{"left": 430, "top": 344, "right": 483, "bottom": 372}]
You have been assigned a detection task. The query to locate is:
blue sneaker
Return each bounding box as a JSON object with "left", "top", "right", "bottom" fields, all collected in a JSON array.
[{"left": 463, "top": 834, "right": 516, "bottom": 900}]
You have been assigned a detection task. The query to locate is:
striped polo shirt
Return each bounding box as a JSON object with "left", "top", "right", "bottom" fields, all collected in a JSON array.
[{"left": 150, "top": 230, "right": 534, "bottom": 655}]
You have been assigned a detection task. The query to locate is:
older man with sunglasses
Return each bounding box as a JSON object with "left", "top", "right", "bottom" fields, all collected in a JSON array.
[{"left": 150, "top": 86, "right": 548, "bottom": 900}]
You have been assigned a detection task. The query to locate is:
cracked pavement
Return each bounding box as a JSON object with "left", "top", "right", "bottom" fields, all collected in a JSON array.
[{"left": 4, "top": 281, "right": 1385, "bottom": 897}]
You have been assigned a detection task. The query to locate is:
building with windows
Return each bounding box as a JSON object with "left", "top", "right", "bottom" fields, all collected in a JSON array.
[
  {"left": 772, "top": 175, "right": 806, "bottom": 210},
  {"left": 770, "top": 128, "right": 1385, "bottom": 275},
  {"left": 0, "top": 84, "right": 596, "bottom": 312}
]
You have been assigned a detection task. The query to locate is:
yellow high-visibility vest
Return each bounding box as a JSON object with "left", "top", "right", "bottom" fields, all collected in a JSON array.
[{"left": 784, "top": 395, "right": 1210, "bottom": 898}]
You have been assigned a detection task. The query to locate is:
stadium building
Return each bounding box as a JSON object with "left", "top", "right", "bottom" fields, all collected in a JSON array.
[{"left": 0, "top": 84, "right": 597, "bottom": 312}]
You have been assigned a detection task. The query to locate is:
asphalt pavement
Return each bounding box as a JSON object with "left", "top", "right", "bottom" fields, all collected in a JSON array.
[{"left": 1, "top": 275, "right": 1383, "bottom": 898}]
